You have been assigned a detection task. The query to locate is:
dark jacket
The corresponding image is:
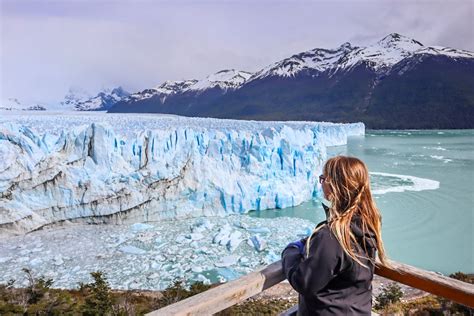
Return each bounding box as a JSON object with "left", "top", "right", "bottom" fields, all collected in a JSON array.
[{"left": 281, "top": 216, "right": 377, "bottom": 315}]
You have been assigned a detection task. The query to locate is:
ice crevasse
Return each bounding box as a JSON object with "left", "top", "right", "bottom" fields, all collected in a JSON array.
[{"left": 0, "top": 120, "right": 364, "bottom": 234}]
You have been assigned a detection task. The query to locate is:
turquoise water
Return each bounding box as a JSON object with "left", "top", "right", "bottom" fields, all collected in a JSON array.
[{"left": 249, "top": 130, "right": 474, "bottom": 274}]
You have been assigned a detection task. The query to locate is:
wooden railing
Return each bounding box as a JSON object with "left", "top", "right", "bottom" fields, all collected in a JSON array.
[{"left": 147, "top": 259, "right": 474, "bottom": 315}]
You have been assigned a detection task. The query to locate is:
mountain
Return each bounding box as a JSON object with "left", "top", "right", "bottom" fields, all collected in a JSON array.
[
  {"left": 108, "top": 33, "right": 474, "bottom": 129},
  {"left": 0, "top": 98, "right": 46, "bottom": 111},
  {"left": 24, "top": 105, "right": 47, "bottom": 111},
  {"left": 110, "top": 69, "right": 253, "bottom": 114},
  {"left": 60, "top": 88, "right": 92, "bottom": 110},
  {"left": 0, "top": 98, "right": 24, "bottom": 110},
  {"left": 74, "top": 87, "right": 130, "bottom": 111}
]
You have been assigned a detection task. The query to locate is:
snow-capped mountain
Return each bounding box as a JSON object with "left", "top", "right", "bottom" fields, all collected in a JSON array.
[
  {"left": 189, "top": 69, "right": 253, "bottom": 91},
  {"left": 109, "top": 33, "right": 474, "bottom": 129},
  {"left": 0, "top": 98, "right": 24, "bottom": 110},
  {"left": 249, "top": 33, "right": 473, "bottom": 80},
  {"left": 75, "top": 87, "right": 130, "bottom": 111},
  {"left": 0, "top": 98, "right": 46, "bottom": 111},
  {"left": 60, "top": 88, "right": 92, "bottom": 110},
  {"left": 123, "top": 69, "right": 252, "bottom": 105},
  {"left": 24, "top": 105, "right": 47, "bottom": 111},
  {"left": 126, "top": 80, "right": 198, "bottom": 103}
]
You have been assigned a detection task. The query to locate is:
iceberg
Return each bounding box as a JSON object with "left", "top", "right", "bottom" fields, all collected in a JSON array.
[
  {"left": 248, "top": 235, "right": 267, "bottom": 252},
  {"left": 0, "top": 114, "right": 364, "bottom": 234}
]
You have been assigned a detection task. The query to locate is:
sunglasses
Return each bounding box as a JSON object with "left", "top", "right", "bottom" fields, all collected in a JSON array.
[{"left": 319, "top": 175, "right": 327, "bottom": 184}]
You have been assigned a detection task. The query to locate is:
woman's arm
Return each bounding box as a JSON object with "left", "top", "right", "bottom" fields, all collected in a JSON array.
[{"left": 281, "top": 227, "right": 344, "bottom": 296}]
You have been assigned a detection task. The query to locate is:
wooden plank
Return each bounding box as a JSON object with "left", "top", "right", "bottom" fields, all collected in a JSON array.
[
  {"left": 146, "top": 260, "right": 285, "bottom": 316},
  {"left": 375, "top": 259, "right": 474, "bottom": 308},
  {"left": 147, "top": 259, "right": 474, "bottom": 315}
]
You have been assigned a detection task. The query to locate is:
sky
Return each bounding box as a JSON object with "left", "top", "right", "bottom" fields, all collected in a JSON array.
[{"left": 1, "top": 0, "right": 473, "bottom": 105}]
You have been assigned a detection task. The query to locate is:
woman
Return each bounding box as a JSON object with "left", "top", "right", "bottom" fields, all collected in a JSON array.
[{"left": 282, "top": 156, "right": 389, "bottom": 315}]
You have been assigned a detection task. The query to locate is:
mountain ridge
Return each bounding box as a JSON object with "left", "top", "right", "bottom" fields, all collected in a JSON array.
[{"left": 108, "top": 33, "right": 474, "bottom": 129}]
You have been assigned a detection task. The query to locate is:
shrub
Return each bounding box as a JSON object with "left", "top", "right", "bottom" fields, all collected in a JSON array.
[
  {"left": 374, "top": 282, "right": 403, "bottom": 310},
  {"left": 443, "top": 272, "right": 474, "bottom": 315}
]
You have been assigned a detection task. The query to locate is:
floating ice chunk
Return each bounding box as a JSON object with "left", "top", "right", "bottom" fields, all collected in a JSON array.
[
  {"left": 246, "top": 226, "right": 271, "bottom": 234},
  {"left": 216, "top": 267, "right": 240, "bottom": 280},
  {"left": 248, "top": 235, "right": 267, "bottom": 252},
  {"left": 176, "top": 235, "right": 188, "bottom": 244},
  {"left": 29, "top": 258, "right": 42, "bottom": 266},
  {"left": 233, "top": 221, "right": 249, "bottom": 229},
  {"left": 212, "top": 224, "right": 233, "bottom": 246},
  {"left": 154, "top": 242, "right": 167, "bottom": 251},
  {"left": 189, "top": 241, "right": 200, "bottom": 248},
  {"left": 130, "top": 223, "right": 154, "bottom": 232},
  {"left": 187, "top": 233, "right": 204, "bottom": 241},
  {"left": 226, "top": 231, "right": 243, "bottom": 252},
  {"left": 192, "top": 266, "right": 203, "bottom": 273},
  {"left": 53, "top": 255, "right": 64, "bottom": 266},
  {"left": 196, "top": 247, "right": 210, "bottom": 255},
  {"left": 238, "top": 257, "right": 250, "bottom": 266},
  {"left": 0, "top": 257, "right": 11, "bottom": 264},
  {"left": 150, "top": 261, "right": 161, "bottom": 270},
  {"left": 263, "top": 251, "right": 279, "bottom": 264},
  {"left": 191, "top": 218, "right": 214, "bottom": 233},
  {"left": 119, "top": 245, "right": 147, "bottom": 255},
  {"left": 297, "top": 227, "right": 314, "bottom": 238},
  {"left": 215, "top": 255, "right": 240, "bottom": 267},
  {"left": 196, "top": 274, "right": 211, "bottom": 285},
  {"left": 147, "top": 272, "right": 160, "bottom": 280}
]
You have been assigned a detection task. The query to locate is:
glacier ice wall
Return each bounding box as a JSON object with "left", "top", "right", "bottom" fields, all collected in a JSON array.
[{"left": 0, "top": 117, "right": 364, "bottom": 234}]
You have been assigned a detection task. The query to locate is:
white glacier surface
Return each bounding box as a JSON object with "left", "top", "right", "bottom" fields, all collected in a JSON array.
[{"left": 0, "top": 112, "right": 364, "bottom": 234}]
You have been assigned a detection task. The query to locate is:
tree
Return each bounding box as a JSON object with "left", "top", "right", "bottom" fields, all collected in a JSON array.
[
  {"left": 23, "top": 268, "right": 54, "bottom": 305},
  {"left": 374, "top": 282, "right": 403, "bottom": 310},
  {"left": 80, "top": 271, "right": 113, "bottom": 316}
]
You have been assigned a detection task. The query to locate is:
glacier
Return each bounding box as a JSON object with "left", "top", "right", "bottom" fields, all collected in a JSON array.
[{"left": 0, "top": 113, "right": 364, "bottom": 235}]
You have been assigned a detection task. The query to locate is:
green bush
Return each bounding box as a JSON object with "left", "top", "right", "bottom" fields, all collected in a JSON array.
[
  {"left": 374, "top": 282, "right": 403, "bottom": 311},
  {"left": 444, "top": 272, "right": 474, "bottom": 315}
]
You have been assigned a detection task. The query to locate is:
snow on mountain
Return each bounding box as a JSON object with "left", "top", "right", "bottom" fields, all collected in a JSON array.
[
  {"left": 250, "top": 43, "right": 356, "bottom": 80},
  {"left": 126, "top": 80, "right": 198, "bottom": 103},
  {"left": 413, "top": 45, "right": 474, "bottom": 59},
  {"left": 249, "top": 33, "right": 474, "bottom": 81},
  {"left": 0, "top": 98, "right": 47, "bottom": 111},
  {"left": 75, "top": 87, "right": 130, "bottom": 111},
  {"left": 123, "top": 70, "right": 253, "bottom": 104},
  {"left": 0, "top": 98, "right": 24, "bottom": 110},
  {"left": 154, "top": 80, "right": 198, "bottom": 95},
  {"left": 337, "top": 33, "right": 424, "bottom": 72},
  {"left": 60, "top": 88, "right": 92, "bottom": 110},
  {"left": 189, "top": 69, "right": 253, "bottom": 91},
  {"left": 0, "top": 113, "right": 364, "bottom": 234}
]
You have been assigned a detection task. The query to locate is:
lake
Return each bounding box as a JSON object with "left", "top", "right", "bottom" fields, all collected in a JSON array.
[{"left": 250, "top": 129, "right": 474, "bottom": 275}]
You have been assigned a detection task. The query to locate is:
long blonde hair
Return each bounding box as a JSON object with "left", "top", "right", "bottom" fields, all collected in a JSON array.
[{"left": 306, "top": 156, "right": 389, "bottom": 268}]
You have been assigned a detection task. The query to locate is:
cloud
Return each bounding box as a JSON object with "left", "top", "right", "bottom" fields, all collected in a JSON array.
[{"left": 1, "top": 0, "right": 473, "bottom": 105}]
